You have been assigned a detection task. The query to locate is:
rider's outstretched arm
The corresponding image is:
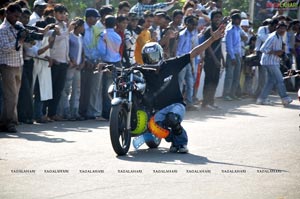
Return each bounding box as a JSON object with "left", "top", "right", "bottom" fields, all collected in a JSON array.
[{"left": 190, "top": 25, "right": 225, "bottom": 59}]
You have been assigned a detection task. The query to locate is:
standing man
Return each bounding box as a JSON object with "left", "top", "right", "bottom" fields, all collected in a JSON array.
[
  {"left": 256, "top": 21, "right": 293, "bottom": 106},
  {"left": 201, "top": 10, "right": 223, "bottom": 110},
  {"left": 80, "top": 8, "right": 102, "bottom": 120},
  {"left": 28, "top": 0, "right": 47, "bottom": 26},
  {"left": 17, "top": 8, "right": 35, "bottom": 124},
  {"left": 254, "top": 18, "right": 278, "bottom": 98},
  {"left": 176, "top": 15, "right": 199, "bottom": 111},
  {"left": 223, "top": 13, "right": 242, "bottom": 101},
  {"left": 167, "top": 9, "right": 183, "bottom": 58},
  {"left": 0, "top": 3, "right": 23, "bottom": 132},
  {"left": 98, "top": 15, "right": 122, "bottom": 119},
  {"left": 60, "top": 18, "right": 85, "bottom": 120},
  {"left": 47, "top": 4, "right": 69, "bottom": 121},
  {"left": 87, "top": 6, "right": 114, "bottom": 120}
]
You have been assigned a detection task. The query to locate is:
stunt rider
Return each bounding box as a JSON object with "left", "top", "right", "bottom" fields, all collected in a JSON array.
[{"left": 141, "top": 25, "right": 225, "bottom": 153}]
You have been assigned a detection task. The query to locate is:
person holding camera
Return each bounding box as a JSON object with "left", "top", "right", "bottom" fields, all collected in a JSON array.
[
  {"left": 256, "top": 21, "right": 293, "bottom": 106},
  {"left": 0, "top": 3, "right": 24, "bottom": 132},
  {"left": 17, "top": 8, "right": 35, "bottom": 125},
  {"left": 45, "top": 4, "right": 69, "bottom": 121}
]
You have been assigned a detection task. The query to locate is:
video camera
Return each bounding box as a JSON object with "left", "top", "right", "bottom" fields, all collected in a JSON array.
[{"left": 14, "top": 24, "right": 44, "bottom": 50}]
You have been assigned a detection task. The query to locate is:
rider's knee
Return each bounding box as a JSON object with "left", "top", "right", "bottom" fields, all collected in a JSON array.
[{"left": 163, "top": 112, "right": 183, "bottom": 136}]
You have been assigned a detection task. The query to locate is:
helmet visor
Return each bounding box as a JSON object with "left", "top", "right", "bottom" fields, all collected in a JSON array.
[{"left": 142, "top": 44, "right": 162, "bottom": 64}]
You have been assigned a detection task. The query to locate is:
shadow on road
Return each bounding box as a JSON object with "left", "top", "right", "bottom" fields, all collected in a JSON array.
[
  {"left": 118, "top": 147, "right": 288, "bottom": 172},
  {"left": 0, "top": 120, "right": 109, "bottom": 143},
  {"left": 0, "top": 132, "right": 75, "bottom": 143}
]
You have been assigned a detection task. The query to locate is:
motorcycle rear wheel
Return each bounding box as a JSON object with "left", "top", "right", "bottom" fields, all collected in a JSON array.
[{"left": 110, "top": 104, "right": 131, "bottom": 156}]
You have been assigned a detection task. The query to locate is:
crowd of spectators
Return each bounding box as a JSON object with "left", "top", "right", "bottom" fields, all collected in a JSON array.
[{"left": 0, "top": 0, "right": 299, "bottom": 132}]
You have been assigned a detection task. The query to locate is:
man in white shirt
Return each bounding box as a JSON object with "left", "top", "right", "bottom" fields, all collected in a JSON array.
[
  {"left": 47, "top": 4, "right": 70, "bottom": 121},
  {"left": 28, "top": 0, "right": 47, "bottom": 26},
  {"left": 256, "top": 21, "right": 293, "bottom": 106},
  {"left": 253, "top": 18, "right": 278, "bottom": 98}
]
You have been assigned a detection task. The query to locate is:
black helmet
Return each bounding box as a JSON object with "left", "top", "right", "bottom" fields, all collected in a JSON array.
[{"left": 142, "top": 42, "right": 163, "bottom": 64}]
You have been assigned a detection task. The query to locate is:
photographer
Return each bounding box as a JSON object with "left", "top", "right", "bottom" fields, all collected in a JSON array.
[
  {"left": 0, "top": 3, "right": 24, "bottom": 133},
  {"left": 45, "top": 4, "right": 69, "bottom": 121},
  {"left": 17, "top": 8, "right": 55, "bottom": 124},
  {"left": 17, "top": 8, "right": 35, "bottom": 124}
]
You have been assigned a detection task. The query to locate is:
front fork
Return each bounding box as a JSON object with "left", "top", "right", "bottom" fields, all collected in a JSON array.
[{"left": 126, "top": 73, "right": 134, "bottom": 130}]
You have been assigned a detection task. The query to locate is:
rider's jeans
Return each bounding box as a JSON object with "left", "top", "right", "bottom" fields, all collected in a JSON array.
[{"left": 154, "top": 103, "right": 188, "bottom": 146}]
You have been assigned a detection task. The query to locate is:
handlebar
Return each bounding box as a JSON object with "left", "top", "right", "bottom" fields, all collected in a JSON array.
[{"left": 102, "top": 64, "right": 158, "bottom": 73}]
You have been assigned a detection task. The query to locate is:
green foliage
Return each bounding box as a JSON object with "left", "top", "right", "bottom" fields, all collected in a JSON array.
[
  {"left": 59, "top": 0, "right": 93, "bottom": 18},
  {"left": 222, "top": 0, "right": 249, "bottom": 16}
]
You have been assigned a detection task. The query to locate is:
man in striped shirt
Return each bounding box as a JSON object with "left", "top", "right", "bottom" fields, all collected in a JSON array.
[
  {"left": 256, "top": 21, "right": 293, "bottom": 106},
  {"left": 130, "top": 0, "right": 177, "bottom": 18},
  {"left": 124, "top": 12, "right": 139, "bottom": 67}
]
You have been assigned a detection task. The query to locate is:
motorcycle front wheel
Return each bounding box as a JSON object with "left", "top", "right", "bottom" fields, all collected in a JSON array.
[{"left": 110, "top": 104, "right": 131, "bottom": 156}]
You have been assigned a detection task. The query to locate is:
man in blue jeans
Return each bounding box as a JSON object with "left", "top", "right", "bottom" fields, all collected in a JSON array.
[
  {"left": 97, "top": 15, "right": 122, "bottom": 119},
  {"left": 140, "top": 24, "right": 224, "bottom": 153},
  {"left": 256, "top": 21, "right": 293, "bottom": 106},
  {"left": 223, "top": 13, "right": 242, "bottom": 101},
  {"left": 177, "top": 15, "right": 199, "bottom": 111}
]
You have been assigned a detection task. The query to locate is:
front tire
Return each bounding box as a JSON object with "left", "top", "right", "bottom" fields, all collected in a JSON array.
[{"left": 110, "top": 104, "right": 131, "bottom": 156}]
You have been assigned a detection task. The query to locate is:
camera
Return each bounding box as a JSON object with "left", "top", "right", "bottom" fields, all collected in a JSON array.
[
  {"left": 14, "top": 24, "right": 44, "bottom": 50},
  {"left": 15, "top": 24, "right": 44, "bottom": 42}
]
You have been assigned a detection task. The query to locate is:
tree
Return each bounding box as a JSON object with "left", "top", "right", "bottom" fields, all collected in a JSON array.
[{"left": 222, "top": 0, "right": 249, "bottom": 16}]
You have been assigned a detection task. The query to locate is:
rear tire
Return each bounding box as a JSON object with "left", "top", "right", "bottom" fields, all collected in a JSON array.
[{"left": 110, "top": 104, "right": 131, "bottom": 156}]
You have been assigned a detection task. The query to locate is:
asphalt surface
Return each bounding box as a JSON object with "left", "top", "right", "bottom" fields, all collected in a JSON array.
[{"left": 0, "top": 93, "right": 299, "bottom": 199}]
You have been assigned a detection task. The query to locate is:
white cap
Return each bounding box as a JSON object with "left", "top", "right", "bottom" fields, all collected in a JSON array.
[
  {"left": 33, "top": 0, "right": 47, "bottom": 7},
  {"left": 241, "top": 19, "right": 249, "bottom": 27},
  {"left": 241, "top": 11, "right": 247, "bottom": 19}
]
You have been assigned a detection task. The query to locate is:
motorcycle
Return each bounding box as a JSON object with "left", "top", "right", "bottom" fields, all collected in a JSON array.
[{"left": 103, "top": 64, "right": 161, "bottom": 156}]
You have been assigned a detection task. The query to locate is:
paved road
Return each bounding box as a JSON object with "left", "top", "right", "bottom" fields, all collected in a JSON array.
[{"left": 0, "top": 94, "right": 299, "bottom": 199}]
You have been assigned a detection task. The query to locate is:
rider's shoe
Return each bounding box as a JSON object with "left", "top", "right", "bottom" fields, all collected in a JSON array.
[
  {"left": 169, "top": 144, "right": 178, "bottom": 153},
  {"left": 178, "top": 145, "right": 189, "bottom": 153}
]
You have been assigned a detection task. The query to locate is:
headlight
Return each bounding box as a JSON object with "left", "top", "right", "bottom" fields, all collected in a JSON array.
[
  {"left": 135, "top": 82, "right": 146, "bottom": 94},
  {"left": 107, "top": 84, "right": 114, "bottom": 100}
]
